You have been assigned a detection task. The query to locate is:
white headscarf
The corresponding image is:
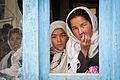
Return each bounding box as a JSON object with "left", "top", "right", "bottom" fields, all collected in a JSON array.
[
  {"left": 66, "top": 6, "right": 99, "bottom": 73},
  {"left": 7, "top": 28, "right": 22, "bottom": 51},
  {"left": 50, "top": 20, "right": 67, "bottom": 47}
]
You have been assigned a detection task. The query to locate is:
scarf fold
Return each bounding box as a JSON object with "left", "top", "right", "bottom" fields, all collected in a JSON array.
[{"left": 50, "top": 49, "right": 67, "bottom": 73}]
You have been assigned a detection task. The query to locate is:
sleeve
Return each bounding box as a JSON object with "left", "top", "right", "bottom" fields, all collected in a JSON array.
[
  {"left": 77, "top": 51, "right": 90, "bottom": 73},
  {"left": 0, "top": 53, "right": 10, "bottom": 70},
  {"left": 0, "top": 48, "right": 22, "bottom": 77},
  {"left": 0, "top": 56, "right": 21, "bottom": 77}
]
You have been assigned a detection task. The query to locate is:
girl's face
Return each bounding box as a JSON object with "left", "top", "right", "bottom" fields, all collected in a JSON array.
[
  {"left": 70, "top": 16, "right": 93, "bottom": 41},
  {"left": 51, "top": 28, "right": 68, "bottom": 52},
  {"left": 9, "top": 33, "right": 22, "bottom": 51}
]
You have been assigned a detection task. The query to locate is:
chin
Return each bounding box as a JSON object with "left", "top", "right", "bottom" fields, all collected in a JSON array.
[
  {"left": 12, "top": 48, "right": 19, "bottom": 51},
  {"left": 57, "top": 48, "right": 64, "bottom": 52}
]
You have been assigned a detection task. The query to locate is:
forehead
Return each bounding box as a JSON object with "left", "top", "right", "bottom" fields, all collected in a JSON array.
[
  {"left": 71, "top": 16, "right": 87, "bottom": 23},
  {"left": 70, "top": 16, "right": 89, "bottom": 27},
  {"left": 10, "top": 32, "right": 21, "bottom": 38},
  {"left": 52, "top": 28, "right": 65, "bottom": 34}
]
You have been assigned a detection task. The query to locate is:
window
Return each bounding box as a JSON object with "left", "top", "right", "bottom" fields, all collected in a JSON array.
[
  {"left": 18, "top": 0, "right": 120, "bottom": 80},
  {"left": 50, "top": 0, "right": 99, "bottom": 74}
]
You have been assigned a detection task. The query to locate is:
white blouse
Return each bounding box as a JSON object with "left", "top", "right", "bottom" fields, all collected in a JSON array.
[{"left": 0, "top": 48, "right": 22, "bottom": 78}]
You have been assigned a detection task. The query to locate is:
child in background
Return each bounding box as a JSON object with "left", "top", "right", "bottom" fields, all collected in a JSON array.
[{"left": 0, "top": 28, "right": 22, "bottom": 79}]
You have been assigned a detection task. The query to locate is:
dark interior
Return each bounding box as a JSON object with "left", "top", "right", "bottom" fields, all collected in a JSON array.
[
  {"left": 13, "top": 0, "right": 98, "bottom": 22},
  {"left": 17, "top": 0, "right": 23, "bottom": 14},
  {"left": 51, "top": 0, "right": 99, "bottom": 22}
]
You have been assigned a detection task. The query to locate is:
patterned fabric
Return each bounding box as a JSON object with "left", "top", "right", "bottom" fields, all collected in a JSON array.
[
  {"left": 50, "top": 48, "right": 67, "bottom": 73},
  {"left": 50, "top": 52, "right": 64, "bottom": 70}
]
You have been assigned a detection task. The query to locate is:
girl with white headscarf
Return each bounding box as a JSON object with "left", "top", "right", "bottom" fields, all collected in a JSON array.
[
  {"left": 66, "top": 6, "right": 99, "bottom": 73},
  {"left": 0, "top": 28, "right": 22, "bottom": 79},
  {"left": 50, "top": 20, "right": 68, "bottom": 73}
]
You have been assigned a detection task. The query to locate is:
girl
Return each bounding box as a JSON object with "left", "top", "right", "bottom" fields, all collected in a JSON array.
[
  {"left": 66, "top": 6, "right": 99, "bottom": 73},
  {"left": 50, "top": 20, "right": 68, "bottom": 73},
  {"left": 0, "top": 28, "right": 22, "bottom": 79}
]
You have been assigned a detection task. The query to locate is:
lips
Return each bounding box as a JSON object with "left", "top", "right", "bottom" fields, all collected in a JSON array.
[
  {"left": 12, "top": 44, "right": 20, "bottom": 49},
  {"left": 56, "top": 43, "right": 64, "bottom": 48},
  {"left": 57, "top": 44, "right": 63, "bottom": 46}
]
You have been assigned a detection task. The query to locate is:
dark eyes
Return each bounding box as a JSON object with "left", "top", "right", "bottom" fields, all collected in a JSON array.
[
  {"left": 51, "top": 36, "right": 56, "bottom": 38},
  {"left": 72, "top": 27, "right": 78, "bottom": 30},
  {"left": 61, "top": 34, "right": 66, "bottom": 36},
  {"left": 71, "top": 24, "right": 87, "bottom": 30},
  {"left": 10, "top": 37, "right": 21, "bottom": 41},
  {"left": 51, "top": 33, "right": 67, "bottom": 38},
  {"left": 83, "top": 24, "right": 87, "bottom": 26}
]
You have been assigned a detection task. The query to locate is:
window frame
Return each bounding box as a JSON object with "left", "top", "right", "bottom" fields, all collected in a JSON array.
[{"left": 22, "top": 0, "right": 120, "bottom": 80}]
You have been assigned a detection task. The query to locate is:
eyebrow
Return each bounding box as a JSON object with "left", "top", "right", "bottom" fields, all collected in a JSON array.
[
  {"left": 52, "top": 32, "right": 66, "bottom": 35},
  {"left": 80, "top": 20, "right": 88, "bottom": 24}
]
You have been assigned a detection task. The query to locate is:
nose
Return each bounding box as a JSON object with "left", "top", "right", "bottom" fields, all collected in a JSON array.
[
  {"left": 78, "top": 27, "right": 83, "bottom": 34},
  {"left": 57, "top": 36, "right": 62, "bottom": 42}
]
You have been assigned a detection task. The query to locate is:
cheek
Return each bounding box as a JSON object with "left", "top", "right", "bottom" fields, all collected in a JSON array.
[
  {"left": 51, "top": 38, "right": 54, "bottom": 43},
  {"left": 18, "top": 40, "right": 22, "bottom": 44},
  {"left": 83, "top": 25, "right": 93, "bottom": 36},
  {"left": 51, "top": 39, "right": 57, "bottom": 46},
  {"left": 9, "top": 41, "right": 14, "bottom": 46},
  {"left": 62, "top": 37, "right": 68, "bottom": 44},
  {"left": 72, "top": 31, "right": 79, "bottom": 38},
  {"left": 9, "top": 42, "right": 15, "bottom": 49},
  {"left": 86, "top": 29, "right": 93, "bottom": 37}
]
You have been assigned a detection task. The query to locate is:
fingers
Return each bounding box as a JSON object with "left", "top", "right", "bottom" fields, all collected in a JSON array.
[
  {"left": 80, "top": 34, "right": 91, "bottom": 46},
  {"left": 80, "top": 34, "right": 91, "bottom": 58}
]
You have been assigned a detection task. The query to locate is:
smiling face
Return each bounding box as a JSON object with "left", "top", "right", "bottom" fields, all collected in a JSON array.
[
  {"left": 9, "top": 32, "right": 22, "bottom": 51},
  {"left": 70, "top": 16, "right": 93, "bottom": 41},
  {"left": 51, "top": 28, "right": 68, "bottom": 52}
]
